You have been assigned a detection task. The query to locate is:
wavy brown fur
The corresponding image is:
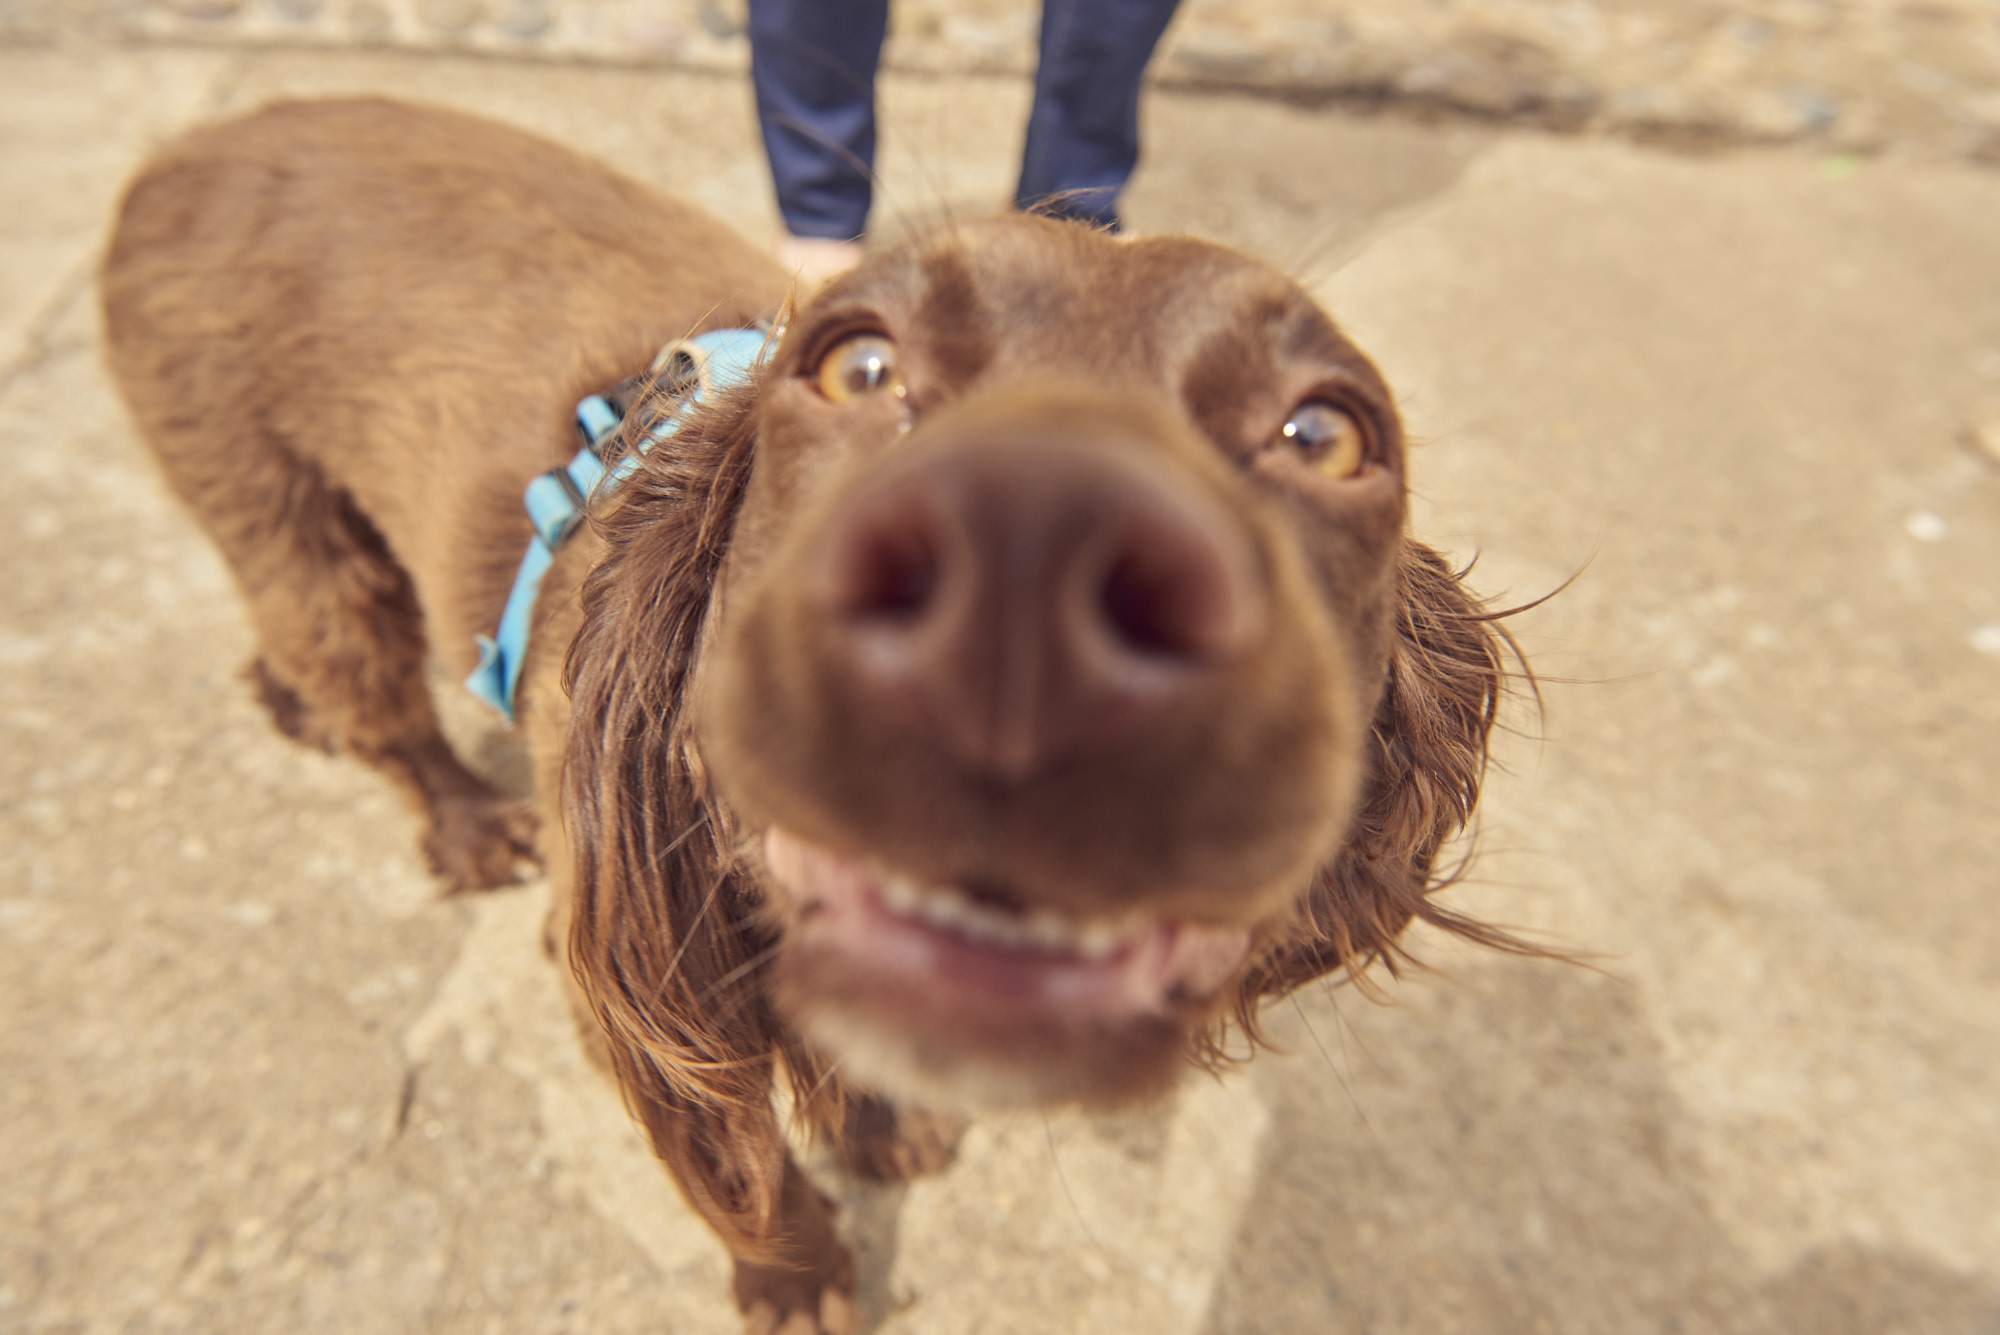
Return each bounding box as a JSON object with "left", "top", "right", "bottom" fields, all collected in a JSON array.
[
  {"left": 1230, "top": 542, "right": 1540, "bottom": 1048},
  {"left": 562, "top": 381, "right": 791, "bottom": 1250},
  {"left": 562, "top": 375, "right": 864, "bottom": 1255}
]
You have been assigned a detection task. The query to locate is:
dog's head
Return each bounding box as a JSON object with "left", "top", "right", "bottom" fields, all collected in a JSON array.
[{"left": 567, "top": 216, "right": 1514, "bottom": 1129}]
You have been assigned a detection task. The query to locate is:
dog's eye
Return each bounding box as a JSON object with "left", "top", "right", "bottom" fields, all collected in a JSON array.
[
  {"left": 1275, "top": 401, "right": 1367, "bottom": 478},
  {"left": 815, "top": 334, "right": 906, "bottom": 403}
]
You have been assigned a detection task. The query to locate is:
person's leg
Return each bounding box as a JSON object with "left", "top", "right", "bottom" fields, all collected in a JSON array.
[
  {"left": 748, "top": 0, "right": 889, "bottom": 247},
  {"left": 1015, "top": 0, "right": 1184, "bottom": 229}
]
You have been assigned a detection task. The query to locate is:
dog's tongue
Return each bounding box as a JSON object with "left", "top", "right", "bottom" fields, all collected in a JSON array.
[{"left": 763, "top": 828, "right": 1250, "bottom": 1018}]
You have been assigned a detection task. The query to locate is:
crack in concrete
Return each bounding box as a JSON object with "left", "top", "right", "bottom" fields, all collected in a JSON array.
[
  {"left": 0, "top": 259, "right": 94, "bottom": 403},
  {"left": 392, "top": 1063, "right": 420, "bottom": 1139}
]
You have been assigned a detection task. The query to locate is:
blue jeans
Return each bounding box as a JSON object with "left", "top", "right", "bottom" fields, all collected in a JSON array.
[{"left": 748, "top": 0, "right": 1184, "bottom": 239}]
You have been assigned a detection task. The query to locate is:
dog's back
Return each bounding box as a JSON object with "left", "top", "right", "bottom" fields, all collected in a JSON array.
[
  {"left": 101, "top": 99, "right": 786, "bottom": 888},
  {"left": 103, "top": 97, "right": 784, "bottom": 674}
]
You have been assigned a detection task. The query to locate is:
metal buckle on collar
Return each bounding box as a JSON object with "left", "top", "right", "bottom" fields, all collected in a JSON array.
[{"left": 464, "top": 325, "right": 775, "bottom": 723}]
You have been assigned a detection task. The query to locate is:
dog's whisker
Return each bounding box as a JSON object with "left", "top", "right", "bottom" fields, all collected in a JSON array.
[
  {"left": 700, "top": 941, "right": 786, "bottom": 1006},
  {"left": 1289, "top": 991, "right": 1371, "bottom": 1130},
  {"left": 1041, "top": 1116, "right": 1112, "bottom": 1264},
  {"left": 644, "top": 872, "right": 732, "bottom": 1011}
]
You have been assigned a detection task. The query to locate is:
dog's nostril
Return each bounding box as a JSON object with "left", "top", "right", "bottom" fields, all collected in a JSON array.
[
  {"left": 1094, "top": 513, "right": 1250, "bottom": 664},
  {"left": 1101, "top": 552, "right": 1204, "bottom": 658},
  {"left": 839, "top": 517, "right": 940, "bottom": 622}
]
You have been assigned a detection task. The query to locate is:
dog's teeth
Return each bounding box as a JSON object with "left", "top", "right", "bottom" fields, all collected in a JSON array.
[
  {"left": 875, "top": 873, "right": 1146, "bottom": 958},
  {"left": 977, "top": 917, "right": 1027, "bottom": 947},
  {"left": 1075, "top": 919, "right": 1124, "bottom": 959},
  {"left": 912, "top": 883, "right": 971, "bottom": 929},
  {"left": 1024, "top": 910, "right": 1077, "bottom": 952},
  {"left": 955, "top": 899, "right": 1028, "bottom": 947},
  {"left": 880, "top": 875, "right": 923, "bottom": 914}
]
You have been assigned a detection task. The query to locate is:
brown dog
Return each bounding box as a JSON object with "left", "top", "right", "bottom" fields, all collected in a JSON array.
[{"left": 103, "top": 98, "right": 1523, "bottom": 1334}]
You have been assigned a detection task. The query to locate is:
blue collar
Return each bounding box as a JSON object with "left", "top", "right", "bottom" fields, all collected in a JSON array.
[{"left": 465, "top": 326, "right": 773, "bottom": 722}]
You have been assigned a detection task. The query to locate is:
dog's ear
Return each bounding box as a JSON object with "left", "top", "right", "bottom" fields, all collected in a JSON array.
[
  {"left": 561, "top": 381, "right": 801, "bottom": 1257},
  {"left": 1233, "top": 539, "right": 1531, "bottom": 1021}
]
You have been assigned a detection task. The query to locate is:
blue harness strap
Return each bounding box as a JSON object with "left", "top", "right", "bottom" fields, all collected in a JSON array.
[{"left": 465, "top": 326, "right": 774, "bottom": 722}]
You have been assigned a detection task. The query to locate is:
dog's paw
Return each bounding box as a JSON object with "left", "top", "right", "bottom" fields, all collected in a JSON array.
[
  {"left": 742, "top": 1289, "right": 859, "bottom": 1335},
  {"left": 834, "top": 1097, "right": 966, "bottom": 1183},
  {"left": 736, "top": 1260, "right": 859, "bottom": 1335},
  {"left": 424, "top": 793, "right": 539, "bottom": 893}
]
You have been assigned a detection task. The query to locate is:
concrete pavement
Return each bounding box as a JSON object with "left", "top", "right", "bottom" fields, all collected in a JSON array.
[
  {"left": 3, "top": 42, "right": 1999, "bottom": 1335},
  {"left": 6, "top": 0, "right": 2000, "bottom": 162}
]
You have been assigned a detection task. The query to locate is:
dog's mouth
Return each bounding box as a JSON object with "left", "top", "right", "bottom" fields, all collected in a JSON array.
[{"left": 763, "top": 827, "right": 1250, "bottom": 1022}]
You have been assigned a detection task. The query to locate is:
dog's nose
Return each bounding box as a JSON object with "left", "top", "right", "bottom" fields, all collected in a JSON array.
[{"left": 819, "top": 432, "right": 1266, "bottom": 779}]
